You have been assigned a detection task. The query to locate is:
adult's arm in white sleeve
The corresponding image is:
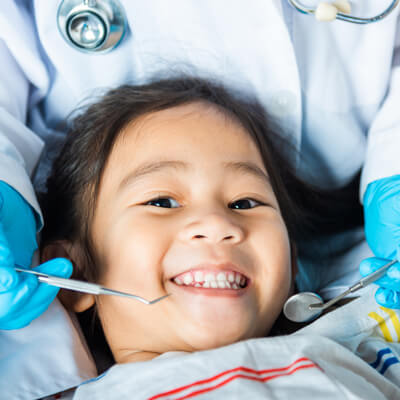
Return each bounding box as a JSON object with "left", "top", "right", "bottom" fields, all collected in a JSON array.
[
  {"left": 0, "top": 1, "right": 50, "bottom": 226},
  {"left": 360, "top": 14, "right": 400, "bottom": 199}
]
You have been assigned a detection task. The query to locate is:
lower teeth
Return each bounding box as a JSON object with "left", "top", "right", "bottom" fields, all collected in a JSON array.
[{"left": 175, "top": 281, "right": 246, "bottom": 289}]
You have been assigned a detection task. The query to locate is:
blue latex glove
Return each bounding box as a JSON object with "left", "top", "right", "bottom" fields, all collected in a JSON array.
[
  {"left": 0, "top": 181, "right": 73, "bottom": 329},
  {"left": 359, "top": 257, "right": 400, "bottom": 309},
  {"left": 363, "top": 174, "right": 400, "bottom": 308}
]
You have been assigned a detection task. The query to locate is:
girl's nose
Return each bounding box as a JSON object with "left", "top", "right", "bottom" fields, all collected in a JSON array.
[{"left": 178, "top": 214, "right": 244, "bottom": 245}]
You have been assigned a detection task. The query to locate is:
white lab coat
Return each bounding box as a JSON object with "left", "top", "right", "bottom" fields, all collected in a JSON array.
[
  {"left": 1, "top": 0, "right": 400, "bottom": 398},
  {"left": 1, "top": 0, "right": 400, "bottom": 222}
]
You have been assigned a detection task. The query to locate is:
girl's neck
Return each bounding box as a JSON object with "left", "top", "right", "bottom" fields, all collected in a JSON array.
[{"left": 116, "top": 350, "right": 161, "bottom": 364}]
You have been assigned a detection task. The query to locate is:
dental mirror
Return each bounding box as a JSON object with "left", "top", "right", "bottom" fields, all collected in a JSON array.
[
  {"left": 284, "top": 259, "right": 397, "bottom": 323},
  {"left": 283, "top": 292, "right": 323, "bottom": 323}
]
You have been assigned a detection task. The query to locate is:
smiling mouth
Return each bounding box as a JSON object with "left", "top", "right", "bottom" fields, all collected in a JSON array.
[{"left": 171, "top": 270, "right": 249, "bottom": 290}]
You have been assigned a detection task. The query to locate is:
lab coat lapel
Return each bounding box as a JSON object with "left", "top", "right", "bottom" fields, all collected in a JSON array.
[{"left": 262, "top": 0, "right": 302, "bottom": 153}]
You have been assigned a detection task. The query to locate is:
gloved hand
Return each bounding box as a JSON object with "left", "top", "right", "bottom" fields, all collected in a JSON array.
[
  {"left": 363, "top": 174, "right": 400, "bottom": 308},
  {"left": 359, "top": 257, "right": 400, "bottom": 309},
  {"left": 0, "top": 181, "right": 73, "bottom": 329}
]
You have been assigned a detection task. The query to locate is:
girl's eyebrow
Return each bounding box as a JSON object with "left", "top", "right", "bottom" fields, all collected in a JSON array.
[
  {"left": 118, "top": 160, "right": 270, "bottom": 193},
  {"left": 223, "top": 161, "right": 270, "bottom": 184},
  {"left": 118, "top": 160, "right": 188, "bottom": 193}
]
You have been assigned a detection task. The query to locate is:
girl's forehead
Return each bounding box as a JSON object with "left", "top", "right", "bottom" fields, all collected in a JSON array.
[
  {"left": 116, "top": 102, "right": 262, "bottom": 161},
  {"left": 97, "top": 102, "right": 270, "bottom": 201},
  {"left": 123, "top": 102, "right": 235, "bottom": 137}
]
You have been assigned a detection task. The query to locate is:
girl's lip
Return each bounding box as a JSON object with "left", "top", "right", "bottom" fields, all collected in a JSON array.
[{"left": 168, "top": 280, "right": 250, "bottom": 297}]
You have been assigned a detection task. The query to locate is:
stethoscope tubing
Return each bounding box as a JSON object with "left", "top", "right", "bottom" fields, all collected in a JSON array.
[{"left": 287, "top": 0, "right": 400, "bottom": 24}]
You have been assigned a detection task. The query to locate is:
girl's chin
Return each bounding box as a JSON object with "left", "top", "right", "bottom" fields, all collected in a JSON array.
[
  {"left": 189, "top": 334, "right": 245, "bottom": 351},
  {"left": 181, "top": 319, "right": 260, "bottom": 351},
  {"left": 173, "top": 303, "right": 275, "bottom": 348}
]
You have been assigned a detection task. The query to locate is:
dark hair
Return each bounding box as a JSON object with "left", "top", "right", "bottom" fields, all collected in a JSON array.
[{"left": 39, "top": 77, "right": 362, "bottom": 283}]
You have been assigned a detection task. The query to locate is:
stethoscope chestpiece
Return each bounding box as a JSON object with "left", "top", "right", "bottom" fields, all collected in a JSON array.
[{"left": 57, "top": 0, "right": 127, "bottom": 53}]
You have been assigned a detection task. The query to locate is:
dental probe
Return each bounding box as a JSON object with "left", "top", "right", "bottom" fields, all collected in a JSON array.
[
  {"left": 14, "top": 266, "right": 171, "bottom": 305},
  {"left": 284, "top": 259, "right": 397, "bottom": 323}
]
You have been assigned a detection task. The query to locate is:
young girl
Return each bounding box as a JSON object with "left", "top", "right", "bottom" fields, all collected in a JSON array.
[{"left": 39, "top": 77, "right": 363, "bottom": 368}]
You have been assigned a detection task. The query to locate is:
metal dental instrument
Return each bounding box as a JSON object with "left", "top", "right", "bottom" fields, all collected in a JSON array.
[
  {"left": 14, "top": 266, "right": 170, "bottom": 305},
  {"left": 284, "top": 259, "right": 397, "bottom": 323}
]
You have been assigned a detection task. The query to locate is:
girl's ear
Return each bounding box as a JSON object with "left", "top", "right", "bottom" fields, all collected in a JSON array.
[
  {"left": 41, "top": 241, "right": 95, "bottom": 312},
  {"left": 41, "top": 241, "right": 73, "bottom": 263}
]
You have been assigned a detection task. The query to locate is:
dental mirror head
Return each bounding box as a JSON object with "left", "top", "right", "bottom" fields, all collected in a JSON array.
[{"left": 283, "top": 292, "right": 324, "bottom": 323}]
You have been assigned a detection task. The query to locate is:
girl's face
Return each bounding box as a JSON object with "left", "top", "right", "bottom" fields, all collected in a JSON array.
[{"left": 83, "top": 102, "right": 294, "bottom": 363}]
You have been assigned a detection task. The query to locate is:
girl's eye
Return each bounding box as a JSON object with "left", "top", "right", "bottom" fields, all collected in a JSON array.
[
  {"left": 145, "top": 197, "right": 181, "bottom": 208},
  {"left": 229, "top": 198, "right": 263, "bottom": 210}
]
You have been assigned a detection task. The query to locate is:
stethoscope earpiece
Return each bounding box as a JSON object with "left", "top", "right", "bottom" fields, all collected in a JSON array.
[{"left": 57, "top": 0, "right": 126, "bottom": 53}]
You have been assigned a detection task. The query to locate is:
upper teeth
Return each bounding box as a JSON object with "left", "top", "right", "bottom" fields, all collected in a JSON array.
[{"left": 173, "top": 270, "right": 247, "bottom": 290}]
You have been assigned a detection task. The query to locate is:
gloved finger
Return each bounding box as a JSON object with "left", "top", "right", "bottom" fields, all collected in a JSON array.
[
  {"left": 375, "top": 287, "right": 400, "bottom": 309},
  {"left": 0, "top": 266, "right": 19, "bottom": 293},
  {"left": 0, "top": 317, "right": 31, "bottom": 330},
  {"left": 0, "top": 300, "right": 53, "bottom": 330},
  {"left": 13, "top": 259, "right": 73, "bottom": 317},
  {"left": 0, "top": 277, "right": 60, "bottom": 329},
  {"left": 18, "top": 283, "right": 59, "bottom": 315},
  {"left": 33, "top": 258, "right": 73, "bottom": 278},
  {"left": 1, "top": 293, "right": 59, "bottom": 330},
  {"left": 0, "top": 224, "right": 18, "bottom": 292},
  {"left": 360, "top": 257, "right": 400, "bottom": 290},
  {"left": 0, "top": 259, "right": 73, "bottom": 328},
  {"left": 0, "top": 274, "right": 38, "bottom": 318},
  {"left": 360, "top": 257, "right": 390, "bottom": 276}
]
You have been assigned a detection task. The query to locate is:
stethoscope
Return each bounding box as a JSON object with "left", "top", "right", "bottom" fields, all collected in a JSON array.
[
  {"left": 288, "top": 0, "right": 400, "bottom": 24},
  {"left": 57, "top": 0, "right": 126, "bottom": 53},
  {"left": 57, "top": 0, "right": 400, "bottom": 53}
]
